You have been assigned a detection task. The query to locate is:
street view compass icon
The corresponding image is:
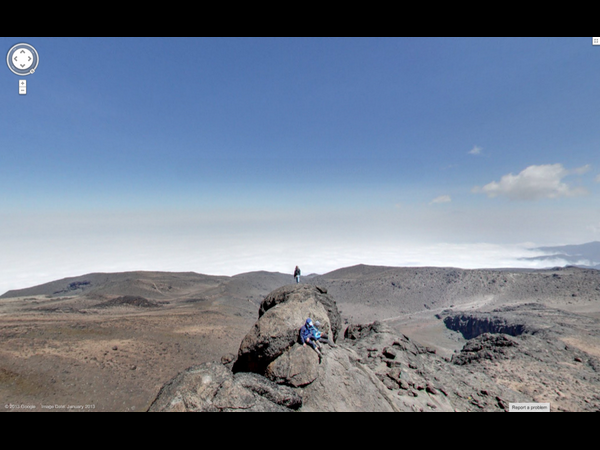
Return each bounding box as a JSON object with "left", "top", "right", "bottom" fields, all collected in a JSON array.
[{"left": 7, "top": 43, "right": 39, "bottom": 75}]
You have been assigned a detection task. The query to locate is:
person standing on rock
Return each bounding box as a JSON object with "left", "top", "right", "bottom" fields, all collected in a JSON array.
[{"left": 294, "top": 266, "right": 301, "bottom": 284}]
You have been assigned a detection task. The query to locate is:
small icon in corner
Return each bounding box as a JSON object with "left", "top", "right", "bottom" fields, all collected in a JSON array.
[
  {"left": 6, "top": 43, "right": 39, "bottom": 76},
  {"left": 593, "top": 37, "right": 600, "bottom": 46}
]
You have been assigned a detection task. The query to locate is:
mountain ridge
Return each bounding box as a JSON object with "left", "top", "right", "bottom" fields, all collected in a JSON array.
[{"left": 522, "top": 241, "right": 600, "bottom": 269}]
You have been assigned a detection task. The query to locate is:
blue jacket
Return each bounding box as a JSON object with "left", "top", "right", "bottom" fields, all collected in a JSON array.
[{"left": 300, "top": 322, "right": 321, "bottom": 343}]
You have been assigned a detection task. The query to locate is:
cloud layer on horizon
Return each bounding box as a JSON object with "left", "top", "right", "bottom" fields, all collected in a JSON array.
[
  {"left": 3, "top": 196, "right": 600, "bottom": 296},
  {"left": 0, "top": 223, "right": 584, "bottom": 296}
]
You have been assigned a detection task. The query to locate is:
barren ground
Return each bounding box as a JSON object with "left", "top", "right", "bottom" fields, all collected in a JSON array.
[
  {"left": 2, "top": 266, "right": 600, "bottom": 412},
  {"left": 0, "top": 298, "right": 253, "bottom": 412}
]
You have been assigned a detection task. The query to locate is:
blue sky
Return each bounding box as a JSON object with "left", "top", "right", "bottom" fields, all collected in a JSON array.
[{"left": 2, "top": 37, "right": 600, "bottom": 293}]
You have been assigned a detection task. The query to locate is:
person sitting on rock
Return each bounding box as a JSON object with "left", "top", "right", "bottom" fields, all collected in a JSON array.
[{"left": 300, "top": 318, "right": 336, "bottom": 357}]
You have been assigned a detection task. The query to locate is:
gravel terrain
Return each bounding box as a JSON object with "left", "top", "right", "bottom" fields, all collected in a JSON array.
[{"left": 2, "top": 265, "right": 599, "bottom": 411}]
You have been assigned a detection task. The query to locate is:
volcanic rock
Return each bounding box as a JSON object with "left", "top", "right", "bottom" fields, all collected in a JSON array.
[
  {"left": 150, "top": 284, "right": 541, "bottom": 412},
  {"left": 232, "top": 284, "right": 338, "bottom": 376},
  {"left": 265, "top": 343, "right": 320, "bottom": 387},
  {"left": 148, "top": 361, "right": 302, "bottom": 412},
  {"left": 258, "top": 284, "right": 342, "bottom": 340}
]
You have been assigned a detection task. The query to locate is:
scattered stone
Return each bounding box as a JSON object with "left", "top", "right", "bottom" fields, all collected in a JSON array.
[
  {"left": 383, "top": 347, "right": 397, "bottom": 359},
  {"left": 426, "top": 384, "right": 438, "bottom": 395},
  {"left": 452, "top": 333, "right": 517, "bottom": 366},
  {"left": 95, "top": 296, "right": 161, "bottom": 309},
  {"left": 496, "top": 396, "right": 508, "bottom": 411},
  {"left": 221, "top": 353, "right": 236, "bottom": 366}
]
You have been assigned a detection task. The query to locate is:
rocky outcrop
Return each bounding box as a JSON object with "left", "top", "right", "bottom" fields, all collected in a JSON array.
[
  {"left": 258, "top": 285, "right": 342, "bottom": 341},
  {"left": 451, "top": 333, "right": 518, "bottom": 365},
  {"left": 149, "top": 285, "right": 600, "bottom": 412},
  {"left": 151, "top": 285, "right": 529, "bottom": 412},
  {"left": 232, "top": 285, "right": 337, "bottom": 377},
  {"left": 148, "top": 361, "right": 302, "bottom": 412},
  {"left": 296, "top": 344, "right": 403, "bottom": 412},
  {"left": 264, "top": 343, "right": 320, "bottom": 387},
  {"left": 443, "top": 314, "right": 529, "bottom": 339},
  {"left": 340, "top": 320, "right": 533, "bottom": 412},
  {"left": 441, "top": 304, "right": 600, "bottom": 411}
]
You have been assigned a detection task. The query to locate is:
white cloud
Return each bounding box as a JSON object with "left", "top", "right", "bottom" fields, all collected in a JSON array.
[
  {"left": 468, "top": 145, "right": 483, "bottom": 155},
  {"left": 572, "top": 164, "right": 591, "bottom": 175},
  {"left": 595, "top": 174, "right": 600, "bottom": 183},
  {"left": 430, "top": 195, "right": 452, "bottom": 205},
  {"left": 3, "top": 199, "right": 600, "bottom": 295},
  {"left": 472, "top": 164, "right": 589, "bottom": 201},
  {"left": 0, "top": 222, "right": 579, "bottom": 295}
]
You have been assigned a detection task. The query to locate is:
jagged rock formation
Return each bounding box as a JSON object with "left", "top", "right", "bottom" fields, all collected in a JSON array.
[
  {"left": 443, "top": 314, "right": 530, "bottom": 339},
  {"left": 149, "top": 284, "right": 559, "bottom": 412},
  {"left": 439, "top": 304, "right": 600, "bottom": 411},
  {"left": 339, "top": 321, "right": 536, "bottom": 411}
]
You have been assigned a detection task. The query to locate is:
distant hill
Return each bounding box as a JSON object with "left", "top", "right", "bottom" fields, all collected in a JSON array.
[
  {"left": 521, "top": 241, "right": 600, "bottom": 269},
  {"left": 306, "top": 264, "right": 600, "bottom": 326},
  {"left": 0, "top": 271, "right": 224, "bottom": 300},
  {"left": 6, "top": 264, "right": 600, "bottom": 318},
  {"left": 0, "top": 270, "right": 292, "bottom": 303}
]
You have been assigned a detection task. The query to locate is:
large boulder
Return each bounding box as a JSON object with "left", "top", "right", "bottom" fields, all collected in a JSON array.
[
  {"left": 232, "top": 285, "right": 339, "bottom": 377},
  {"left": 259, "top": 284, "right": 342, "bottom": 340},
  {"left": 148, "top": 361, "right": 302, "bottom": 412},
  {"left": 265, "top": 343, "right": 320, "bottom": 387}
]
